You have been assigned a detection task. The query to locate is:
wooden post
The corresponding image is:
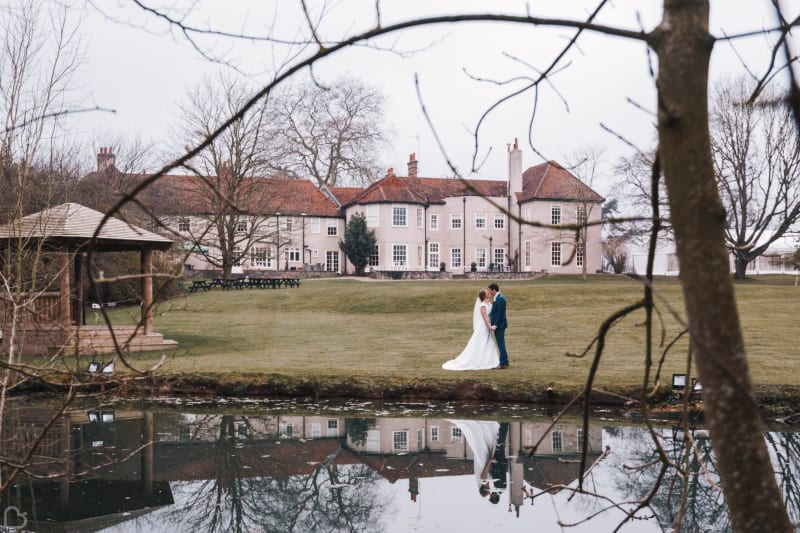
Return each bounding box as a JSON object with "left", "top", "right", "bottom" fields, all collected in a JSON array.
[
  {"left": 59, "top": 245, "right": 71, "bottom": 325},
  {"left": 141, "top": 247, "right": 153, "bottom": 335},
  {"left": 74, "top": 253, "right": 84, "bottom": 326}
]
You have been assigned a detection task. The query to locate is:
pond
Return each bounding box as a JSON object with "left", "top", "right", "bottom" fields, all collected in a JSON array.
[{"left": 1, "top": 399, "right": 797, "bottom": 532}]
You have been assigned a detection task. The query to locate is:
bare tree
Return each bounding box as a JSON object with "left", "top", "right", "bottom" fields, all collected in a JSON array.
[
  {"left": 711, "top": 77, "right": 800, "bottom": 279},
  {"left": 565, "top": 146, "right": 606, "bottom": 281},
  {"left": 273, "top": 77, "right": 389, "bottom": 187},
  {"left": 174, "top": 74, "right": 282, "bottom": 279}
]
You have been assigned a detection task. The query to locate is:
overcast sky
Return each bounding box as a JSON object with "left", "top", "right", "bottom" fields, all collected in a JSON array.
[{"left": 73, "top": 1, "right": 796, "bottom": 192}]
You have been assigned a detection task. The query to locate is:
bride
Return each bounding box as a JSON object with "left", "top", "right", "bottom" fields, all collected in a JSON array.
[{"left": 442, "top": 289, "right": 500, "bottom": 370}]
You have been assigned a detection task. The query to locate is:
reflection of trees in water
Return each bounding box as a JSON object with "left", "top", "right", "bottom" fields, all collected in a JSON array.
[
  {"left": 767, "top": 432, "right": 800, "bottom": 525},
  {"left": 151, "top": 415, "right": 387, "bottom": 533},
  {"left": 607, "top": 427, "right": 800, "bottom": 531}
]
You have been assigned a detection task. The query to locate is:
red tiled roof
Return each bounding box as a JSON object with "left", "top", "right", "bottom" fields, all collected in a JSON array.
[
  {"left": 518, "top": 161, "right": 604, "bottom": 203},
  {"left": 82, "top": 172, "right": 343, "bottom": 217},
  {"left": 340, "top": 174, "right": 507, "bottom": 207},
  {"left": 328, "top": 187, "right": 363, "bottom": 206}
]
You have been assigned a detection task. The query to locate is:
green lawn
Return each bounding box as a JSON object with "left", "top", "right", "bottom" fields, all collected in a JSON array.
[{"left": 108, "top": 275, "right": 800, "bottom": 398}]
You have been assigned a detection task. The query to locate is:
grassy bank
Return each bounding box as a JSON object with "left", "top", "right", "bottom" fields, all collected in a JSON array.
[{"left": 105, "top": 275, "right": 799, "bottom": 407}]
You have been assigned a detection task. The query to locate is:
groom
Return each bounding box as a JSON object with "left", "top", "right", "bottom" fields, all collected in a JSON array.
[{"left": 488, "top": 283, "right": 509, "bottom": 369}]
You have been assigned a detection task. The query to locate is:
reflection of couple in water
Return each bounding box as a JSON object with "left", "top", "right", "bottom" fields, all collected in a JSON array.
[{"left": 448, "top": 420, "right": 510, "bottom": 505}]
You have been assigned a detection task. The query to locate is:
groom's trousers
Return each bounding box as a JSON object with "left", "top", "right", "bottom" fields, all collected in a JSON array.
[{"left": 495, "top": 328, "right": 508, "bottom": 366}]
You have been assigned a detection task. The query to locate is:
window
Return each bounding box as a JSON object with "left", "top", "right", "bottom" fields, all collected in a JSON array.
[
  {"left": 430, "top": 426, "right": 439, "bottom": 442},
  {"left": 577, "top": 205, "right": 587, "bottom": 225},
  {"left": 450, "top": 213, "right": 462, "bottom": 230},
  {"left": 451, "top": 427, "right": 463, "bottom": 442},
  {"left": 252, "top": 247, "right": 267, "bottom": 268},
  {"left": 428, "top": 242, "right": 440, "bottom": 268},
  {"left": 476, "top": 248, "right": 487, "bottom": 268},
  {"left": 327, "top": 220, "right": 338, "bottom": 236},
  {"left": 232, "top": 246, "right": 242, "bottom": 266},
  {"left": 280, "top": 423, "right": 294, "bottom": 438},
  {"left": 326, "top": 250, "right": 340, "bottom": 272},
  {"left": 475, "top": 213, "right": 486, "bottom": 229},
  {"left": 524, "top": 241, "right": 531, "bottom": 268},
  {"left": 524, "top": 206, "right": 531, "bottom": 221},
  {"left": 236, "top": 220, "right": 248, "bottom": 234},
  {"left": 451, "top": 248, "right": 462, "bottom": 268},
  {"left": 178, "top": 217, "right": 190, "bottom": 232},
  {"left": 369, "top": 245, "right": 380, "bottom": 267},
  {"left": 328, "top": 419, "right": 339, "bottom": 437},
  {"left": 287, "top": 247, "right": 300, "bottom": 262},
  {"left": 312, "top": 248, "right": 319, "bottom": 258},
  {"left": 416, "top": 208, "right": 423, "bottom": 228},
  {"left": 392, "top": 205, "right": 407, "bottom": 227},
  {"left": 392, "top": 245, "right": 407, "bottom": 267},
  {"left": 576, "top": 242, "right": 585, "bottom": 267},
  {"left": 417, "top": 245, "right": 423, "bottom": 267},
  {"left": 430, "top": 213, "right": 438, "bottom": 230},
  {"left": 551, "top": 205, "right": 562, "bottom": 225},
  {"left": 280, "top": 217, "right": 293, "bottom": 231},
  {"left": 552, "top": 431, "right": 563, "bottom": 452},
  {"left": 311, "top": 217, "right": 321, "bottom": 233},
  {"left": 494, "top": 248, "right": 505, "bottom": 267},
  {"left": 494, "top": 214, "right": 505, "bottom": 230},
  {"left": 393, "top": 431, "right": 409, "bottom": 451},
  {"left": 551, "top": 242, "right": 562, "bottom": 266},
  {"left": 367, "top": 205, "right": 379, "bottom": 227}
]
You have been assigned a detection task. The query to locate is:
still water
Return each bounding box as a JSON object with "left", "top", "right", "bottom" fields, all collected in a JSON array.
[{"left": 2, "top": 399, "right": 798, "bottom": 532}]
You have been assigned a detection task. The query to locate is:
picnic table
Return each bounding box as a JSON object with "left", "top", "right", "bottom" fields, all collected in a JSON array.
[
  {"left": 192, "top": 277, "right": 301, "bottom": 290},
  {"left": 189, "top": 280, "right": 212, "bottom": 292}
]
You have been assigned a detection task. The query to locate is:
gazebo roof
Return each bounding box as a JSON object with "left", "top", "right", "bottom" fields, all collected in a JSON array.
[{"left": 0, "top": 203, "right": 173, "bottom": 251}]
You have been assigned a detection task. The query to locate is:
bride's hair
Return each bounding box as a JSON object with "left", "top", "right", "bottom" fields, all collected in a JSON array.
[{"left": 478, "top": 289, "right": 489, "bottom": 301}]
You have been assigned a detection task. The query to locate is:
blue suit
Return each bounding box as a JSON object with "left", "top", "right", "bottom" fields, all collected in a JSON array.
[{"left": 490, "top": 292, "right": 508, "bottom": 366}]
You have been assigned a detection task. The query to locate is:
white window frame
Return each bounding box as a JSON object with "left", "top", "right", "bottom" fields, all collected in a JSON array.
[
  {"left": 551, "top": 205, "right": 562, "bottom": 225},
  {"left": 236, "top": 220, "right": 248, "bottom": 234},
  {"left": 451, "top": 247, "right": 462, "bottom": 269},
  {"left": 252, "top": 247, "right": 268, "bottom": 268},
  {"left": 327, "top": 220, "right": 338, "bottom": 236},
  {"left": 392, "top": 204, "right": 408, "bottom": 227},
  {"left": 493, "top": 213, "right": 506, "bottom": 230},
  {"left": 430, "top": 213, "right": 439, "bottom": 230},
  {"left": 476, "top": 248, "right": 487, "bottom": 268},
  {"left": 369, "top": 244, "right": 380, "bottom": 267},
  {"left": 367, "top": 205, "right": 379, "bottom": 228},
  {"left": 430, "top": 426, "right": 439, "bottom": 442},
  {"left": 451, "top": 427, "right": 463, "bottom": 442},
  {"left": 551, "top": 241, "right": 562, "bottom": 267},
  {"left": 576, "top": 242, "right": 585, "bottom": 267},
  {"left": 393, "top": 431, "right": 409, "bottom": 451},
  {"left": 524, "top": 240, "right": 531, "bottom": 268},
  {"left": 311, "top": 217, "right": 321, "bottom": 233},
  {"left": 450, "top": 213, "right": 462, "bottom": 230},
  {"left": 178, "top": 217, "right": 190, "bottom": 232},
  {"left": 416, "top": 207, "right": 423, "bottom": 228},
  {"left": 552, "top": 431, "right": 563, "bottom": 452},
  {"left": 494, "top": 248, "right": 505, "bottom": 267},
  {"left": 280, "top": 217, "right": 292, "bottom": 231},
  {"left": 428, "top": 242, "right": 440, "bottom": 268},
  {"left": 577, "top": 205, "right": 587, "bottom": 225},
  {"left": 392, "top": 244, "right": 408, "bottom": 267},
  {"left": 474, "top": 212, "right": 487, "bottom": 229},
  {"left": 287, "top": 247, "right": 300, "bottom": 262},
  {"left": 417, "top": 245, "right": 424, "bottom": 267}
]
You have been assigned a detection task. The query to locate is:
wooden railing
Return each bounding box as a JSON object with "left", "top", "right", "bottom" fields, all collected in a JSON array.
[{"left": 0, "top": 292, "right": 62, "bottom": 324}]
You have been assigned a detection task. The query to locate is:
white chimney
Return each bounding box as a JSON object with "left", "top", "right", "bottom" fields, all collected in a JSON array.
[{"left": 508, "top": 138, "right": 522, "bottom": 195}]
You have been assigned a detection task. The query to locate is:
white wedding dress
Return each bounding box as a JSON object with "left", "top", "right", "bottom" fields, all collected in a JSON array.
[{"left": 442, "top": 298, "right": 500, "bottom": 370}]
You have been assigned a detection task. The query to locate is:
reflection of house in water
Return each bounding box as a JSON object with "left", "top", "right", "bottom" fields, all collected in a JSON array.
[
  {"left": 2, "top": 409, "right": 603, "bottom": 528},
  {"left": 344, "top": 417, "right": 604, "bottom": 515}
]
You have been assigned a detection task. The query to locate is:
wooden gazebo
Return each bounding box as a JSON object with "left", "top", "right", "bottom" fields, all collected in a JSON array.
[{"left": 0, "top": 203, "right": 177, "bottom": 355}]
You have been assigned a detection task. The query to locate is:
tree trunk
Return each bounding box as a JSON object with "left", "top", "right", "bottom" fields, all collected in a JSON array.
[
  {"left": 734, "top": 256, "right": 748, "bottom": 280},
  {"left": 654, "top": 2, "right": 792, "bottom": 531}
]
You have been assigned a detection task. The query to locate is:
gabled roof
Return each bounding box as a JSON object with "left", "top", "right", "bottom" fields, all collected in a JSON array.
[
  {"left": 82, "top": 172, "right": 344, "bottom": 218},
  {"left": 340, "top": 174, "right": 508, "bottom": 207},
  {"left": 0, "top": 203, "right": 173, "bottom": 251},
  {"left": 518, "top": 161, "right": 604, "bottom": 203}
]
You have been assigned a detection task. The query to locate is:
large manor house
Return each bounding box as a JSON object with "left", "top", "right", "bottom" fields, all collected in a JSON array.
[{"left": 90, "top": 140, "right": 604, "bottom": 276}]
